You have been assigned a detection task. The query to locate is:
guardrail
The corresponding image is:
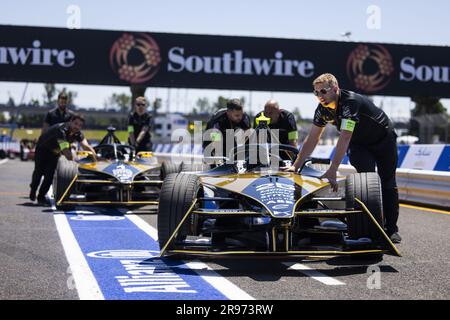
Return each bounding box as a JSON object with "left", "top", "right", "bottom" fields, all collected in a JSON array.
[
  {"left": 153, "top": 143, "right": 450, "bottom": 209},
  {"left": 335, "top": 165, "right": 450, "bottom": 208}
]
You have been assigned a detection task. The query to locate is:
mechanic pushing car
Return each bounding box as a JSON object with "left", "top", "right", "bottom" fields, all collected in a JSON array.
[
  {"left": 41, "top": 92, "right": 75, "bottom": 134},
  {"left": 203, "top": 98, "right": 251, "bottom": 158},
  {"left": 29, "top": 114, "right": 96, "bottom": 206},
  {"left": 128, "top": 96, "right": 153, "bottom": 152},
  {"left": 254, "top": 100, "right": 299, "bottom": 147},
  {"left": 285, "top": 73, "right": 401, "bottom": 243}
]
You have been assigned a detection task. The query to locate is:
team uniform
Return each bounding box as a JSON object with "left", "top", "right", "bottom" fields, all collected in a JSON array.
[
  {"left": 128, "top": 112, "right": 153, "bottom": 152},
  {"left": 313, "top": 89, "right": 399, "bottom": 235},
  {"left": 254, "top": 109, "right": 298, "bottom": 145},
  {"left": 30, "top": 123, "right": 84, "bottom": 201},
  {"left": 44, "top": 107, "right": 74, "bottom": 126},
  {"left": 203, "top": 108, "right": 251, "bottom": 154}
]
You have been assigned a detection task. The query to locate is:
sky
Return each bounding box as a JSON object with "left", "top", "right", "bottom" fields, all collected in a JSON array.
[{"left": 1, "top": 0, "right": 450, "bottom": 119}]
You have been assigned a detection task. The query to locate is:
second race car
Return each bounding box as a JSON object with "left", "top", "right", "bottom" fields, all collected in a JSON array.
[{"left": 53, "top": 127, "right": 179, "bottom": 209}]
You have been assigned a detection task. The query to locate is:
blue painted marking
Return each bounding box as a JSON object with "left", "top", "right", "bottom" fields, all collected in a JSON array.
[
  {"left": 434, "top": 145, "right": 450, "bottom": 172},
  {"left": 397, "top": 145, "right": 409, "bottom": 168},
  {"left": 65, "top": 211, "right": 227, "bottom": 300}
]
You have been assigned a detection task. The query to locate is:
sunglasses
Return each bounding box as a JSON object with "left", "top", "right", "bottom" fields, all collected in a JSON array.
[
  {"left": 136, "top": 103, "right": 146, "bottom": 107},
  {"left": 313, "top": 87, "right": 333, "bottom": 96}
]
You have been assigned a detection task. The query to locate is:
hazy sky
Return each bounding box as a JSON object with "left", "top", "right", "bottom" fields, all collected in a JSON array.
[{"left": 1, "top": 0, "right": 450, "bottom": 118}]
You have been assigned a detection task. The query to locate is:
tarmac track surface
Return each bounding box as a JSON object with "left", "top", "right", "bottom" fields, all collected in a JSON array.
[{"left": 1, "top": 159, "right": 449, "bottom": 300}]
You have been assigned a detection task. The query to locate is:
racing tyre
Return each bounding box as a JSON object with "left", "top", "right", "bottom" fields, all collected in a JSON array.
[
  {"left": 346, "top": 172, "right": 384, "bottom": 241},
  {"left": 180, "top": 161, "right": 208, "bottom": 172},
  {"left": 160, "top": 161, "right": 180, "bottom": 180},
  {"left": 158, "top": 173, "right": 201, "bottom": 251},
  {"left": 53, "top": 157, "right": 78, "bottom": 208}
]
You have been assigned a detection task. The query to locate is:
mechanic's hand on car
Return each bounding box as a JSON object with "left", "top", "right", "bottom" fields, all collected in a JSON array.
[
  {"left": 320, "top": 168, "right": 338, "bottom": 192},
  {"left": 281, "top": 165, "right": 297, "bottom": 172}
]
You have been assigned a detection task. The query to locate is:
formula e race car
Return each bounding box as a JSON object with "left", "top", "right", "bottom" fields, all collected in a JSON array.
[
  {"left": 157, "top": 144, "right": 400, "bottom": 260},
  {"left": 53, "top": 127, "right": 179, "bottom": 209}
]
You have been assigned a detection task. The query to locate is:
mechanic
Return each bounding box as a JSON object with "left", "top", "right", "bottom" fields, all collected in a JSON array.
[
  {"left": 203, "top": 98, "right": 251, "bottom": 158},
  {"left": 29, "top": 114, "right": 96, "bottom": 206},
  {"left": 284, "top": 73, "right": 401, "bottom": 243},
  {"left": 42, "top": 92, "right": 74, "bottom": 133},
  {"left": 254, "top": 100, "right": 299, "bottom": 147},
  {"left": 128, "top": 96, "right": 153, "bottom": 152}
]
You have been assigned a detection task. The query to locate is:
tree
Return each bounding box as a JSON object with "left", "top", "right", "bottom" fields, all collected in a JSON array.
[
  {"left": 130, "top": 85, "right": 147, "bottom": 110},
  {"left": 105, "top": 93, "right": 132, "bottom": 113},
  {"left": 6, "top": 96, "right": 15, "bottom": 107},
  {"left": 292, "top": 107, "right": 302, "bottom": 121},
  {"left": 411, "top": 96, "right": 447, "bottom": 117},
  {"left": 212, "top": 96, "right": 228, "bottom": 111},
  {"left": 153, "top": 98, "right": 162, "bottom": 116},
  {"left": 58, "top": 87, "right": 78, "bottom": 107},
  {"left": 43, "top": 83, "right": 56, "bottom": 106},
  {"left": 192, "top": 97, "right": 211, "bottom": 114}
]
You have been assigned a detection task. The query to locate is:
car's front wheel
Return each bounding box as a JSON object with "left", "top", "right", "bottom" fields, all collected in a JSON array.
[
  {"left": 53, "top": 157, "right": 78, "bottom": 208},
  {"left": 157, "top": 173, "right": 201, "bottom": 251}
]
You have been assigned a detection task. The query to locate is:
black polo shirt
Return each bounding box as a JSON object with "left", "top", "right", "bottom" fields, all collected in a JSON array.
[
  {"left": 44, "top": 107, "right": 74, "bottom": 126},
  {"left": 313, "top": 89, "right": 393, "bottom": 145},
  {"left": 203, "top": 109, "right": 251, "bottom": 149},
  {"left": 128, "top": 112, "right": 152, "bottom": 144},
  {"left": 254, "top": 109, "right": 298, "bottom": 145},
  {"left": 37, "top": 123, "right": 84, "bottom": 155}
]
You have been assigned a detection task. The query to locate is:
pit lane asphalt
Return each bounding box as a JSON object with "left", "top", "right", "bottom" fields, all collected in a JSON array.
[{"left": 1, "top": 159, "right": 449, "bottom": 300}]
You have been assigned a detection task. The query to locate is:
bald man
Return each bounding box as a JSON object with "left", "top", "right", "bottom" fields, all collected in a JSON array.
[{"left": 254, "top": 100, "right": 299, "bottom": 147}]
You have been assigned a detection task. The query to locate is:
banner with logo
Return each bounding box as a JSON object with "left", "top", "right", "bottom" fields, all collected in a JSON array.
[{"left": 1, "top": 25, "right": 450, "bottom": 97}]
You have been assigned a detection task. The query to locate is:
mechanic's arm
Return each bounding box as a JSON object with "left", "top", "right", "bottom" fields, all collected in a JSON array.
[
  {"left": 61, "top": 147, "right": 73, "bottom": 161},
  {"left": 136, "top": 126, "right": 149, "bottom": 145},
  {"left": 41, "top": 122, "right": 49, "bottom": 135},
  {"left": 320, "top": 129, "right": 353, "bottom": 192},
  {"left": 79, "top": 138, "right": 97, "bottom": 160},
  {"left": 291, "top": 125, "right": 324, "bottom": 171},
  {"left": 128, "top": 125, "right": 136, "bottom": 146}
]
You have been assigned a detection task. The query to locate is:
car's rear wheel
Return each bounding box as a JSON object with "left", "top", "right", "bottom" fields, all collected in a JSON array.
[
  {"left": 180, "top": 161, "right": 208, "bottom": 172},
  {"left": 160, "top": 161, "right": 180, "bottom": 180},
  {"left": 53, "top": 157, "right": 78, "bottom": 209},
  {"left": 157, "top": 173, "right": 201, "bottom": 251}
]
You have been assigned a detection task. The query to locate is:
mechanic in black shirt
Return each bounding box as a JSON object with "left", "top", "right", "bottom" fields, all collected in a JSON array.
[
  {"left": 42, "top": 92, "right": 74, "bottom": 133},
  {"left": 128, "top": 96, "right": 153, "bottom": 152},
  {"left": 285, "top": 73, "right": 401, "bottom": 243},
  {"left": 254, "top": 100, "right": 298, "bottom": 147},
  {"left": 203, "top": 98, "right": 251, "bottom": 159},
  {"left": 29, "top": 114, "right": 96, "bottom": 206}
]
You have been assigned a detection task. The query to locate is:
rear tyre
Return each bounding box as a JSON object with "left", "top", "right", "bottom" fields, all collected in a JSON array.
[
  {"left": 160, "top": 161, "right": 180, "bottom": 180},
  {"left": 157, "top": 173, "right": 201, "bottom": 251},
  {"left": 53, "top": 157, "right": 78, "bottom": 209},
  {"left": 180, "top": 161, "right": 208, "bottom": 172}
]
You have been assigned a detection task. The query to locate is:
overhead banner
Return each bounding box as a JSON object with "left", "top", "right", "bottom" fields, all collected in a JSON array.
[{"left": 1, "top": 25, "right": 450, "bottom": 97}]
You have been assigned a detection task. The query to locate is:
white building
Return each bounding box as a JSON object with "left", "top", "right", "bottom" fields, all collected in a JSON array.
[{"left": 153, "top": 113, "right": 188, "bottom": 142}]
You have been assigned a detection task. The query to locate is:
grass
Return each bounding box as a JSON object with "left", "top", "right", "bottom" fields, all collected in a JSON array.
[{"left": 10, "top": 128, "right": 128, "bottom": 142}]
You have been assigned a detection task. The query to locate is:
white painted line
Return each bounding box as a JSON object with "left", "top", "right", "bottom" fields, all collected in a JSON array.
[
  {"left": 126, "top": 214, "right": 158, "bottom": 240},
  {"left": 53, "top": 213, "right": 104, "bottom": 300},
  {"left": 283, "top": 262, "right": 345, "bottom": 286},
  {"left": 126, "top": 214, "right": 254, "bottom": 300},
  {"left": 0, "top": 159, "right": 8, "bottom": 165},
  {"left": 183, "top": 261, "right": 255, "bottom": 300}
]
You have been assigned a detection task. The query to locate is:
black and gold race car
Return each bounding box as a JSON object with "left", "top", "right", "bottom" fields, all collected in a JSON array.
[
  {"left": 53, "top": 127, "right": 179, "bottom": 209},
  {"left": 157, "top": 144, "right": 400, "bottom": 260}
]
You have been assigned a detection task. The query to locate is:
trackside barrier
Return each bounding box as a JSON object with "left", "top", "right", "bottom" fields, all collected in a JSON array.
[{"left": 153, "top": 143, "right": 450, "bottom": 208}]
